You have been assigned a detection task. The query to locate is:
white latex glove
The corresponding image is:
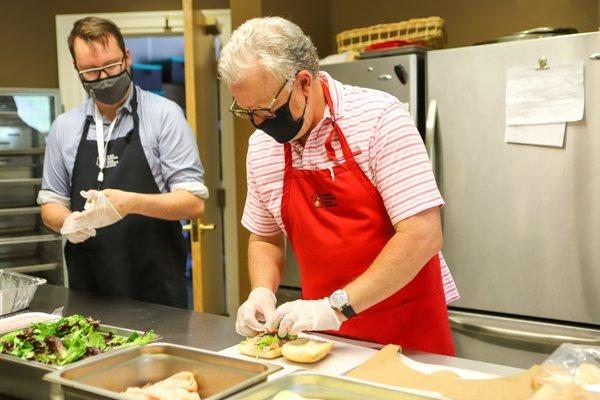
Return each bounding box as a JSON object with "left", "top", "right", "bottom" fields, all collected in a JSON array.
[
  {"left": 65, "top": 227, "right": 97, "bottom": 244},
  {"left": 265, "top": 298, "right": 342, "bottom": 338},
  {"left": 235, "top": 287, "right": 277, "bottom": 337},
  {"left": 60, "top": 190, "right": 122, "bottom": 236}
]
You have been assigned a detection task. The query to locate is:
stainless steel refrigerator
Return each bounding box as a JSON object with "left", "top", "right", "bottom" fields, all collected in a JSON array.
[{"left": 428, "top": 31, "right": 600, "bottom": 368}]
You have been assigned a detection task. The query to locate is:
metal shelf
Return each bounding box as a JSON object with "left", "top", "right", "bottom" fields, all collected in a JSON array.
[
  {"left": 0, "top": 232, "right": 61, "bottom": 246},
  {"left": 8, "top": 263, "right": 60, "bottom": 274},
  {"left": 0, "top": 148, "right": 45, "bottom": 156},
  {"left": 0, "top": 207, "right": 41, "bottom": 216},
  {"left": 0, "top": 178, "right": 42, "bottom": 186},
  {"left": 0, "top": 254, "right": 60, "bottom": 274}
]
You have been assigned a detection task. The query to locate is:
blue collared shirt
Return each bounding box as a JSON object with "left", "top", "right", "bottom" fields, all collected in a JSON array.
[{"left": 38, "top": 86, "right": 208, "bottom": 207}]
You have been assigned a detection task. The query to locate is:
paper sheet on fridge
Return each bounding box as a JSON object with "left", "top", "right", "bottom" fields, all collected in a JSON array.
[
  {"left": 505, "top": 123, "right": 566, "bottom": 147},
  {"left": 505, "top": 61, "right": 584, "bottom": 126}
]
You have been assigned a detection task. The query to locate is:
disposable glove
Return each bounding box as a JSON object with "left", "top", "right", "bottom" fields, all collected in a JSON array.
[
  {"left": 65, "top": 225, "right": 97, "bottom": 244},
  {"left": 235, "top": 287, "right": 277, "bottom": 337},
  {"left": 265, "top": 298, "right": 342, "bottom": 338},
  {"left": 60, "top": 190, "right": 122, "bottom": 236}
]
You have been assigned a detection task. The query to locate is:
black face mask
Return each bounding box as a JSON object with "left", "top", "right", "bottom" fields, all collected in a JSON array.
[
  {"left": 253, "top": 90, "right": 308, "bottom": 144},
  {"left": 81, "top": 70, "right": 132, "bottom": 105}
]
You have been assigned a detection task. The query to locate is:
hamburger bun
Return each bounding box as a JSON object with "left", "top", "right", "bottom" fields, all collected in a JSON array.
[
  {"left": 281, "top": 338, "right": 333, "bottom": 363},
  {"left": 237, "top": 333, "right": 295, "bottom": 359}
]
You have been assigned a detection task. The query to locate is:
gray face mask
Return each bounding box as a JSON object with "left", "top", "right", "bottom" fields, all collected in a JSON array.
[{"left": 81, "top": 70, "right": 132, "bottom": 105}]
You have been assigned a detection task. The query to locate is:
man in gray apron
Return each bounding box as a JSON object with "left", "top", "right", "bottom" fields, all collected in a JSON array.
[{"left": 38, "top": 17, "right": 207, "bottom": 308}]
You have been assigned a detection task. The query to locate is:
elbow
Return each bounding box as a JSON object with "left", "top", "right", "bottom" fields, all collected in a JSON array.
[
  {"left": 416, "top": 226, "right": 443, "bottom": 259},
  {"left": 189, "top": 198, "right": 205, "bottom": 219}
]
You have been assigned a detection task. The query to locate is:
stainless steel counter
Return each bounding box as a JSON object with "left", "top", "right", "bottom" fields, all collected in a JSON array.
[{"left": 0, "top": 284, "right": 523, "bottom": 399}]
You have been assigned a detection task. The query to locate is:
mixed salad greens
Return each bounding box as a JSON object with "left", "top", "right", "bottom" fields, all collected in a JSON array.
[{"left": 0, "top": 314, "right": 155, "bottom": 366}]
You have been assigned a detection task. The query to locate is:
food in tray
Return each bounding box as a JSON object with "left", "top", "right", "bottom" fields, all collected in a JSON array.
[
  {"left": 238, "top": 332, "right": 297, "bottom": 359},
  {"left": 272, "top": 390, "right": 325, "bottom": 400},
  {"left": 281, "top": 338, "right": 334, "bottom": 363},
  {"left": 238, "top": 333, "right": 333, "bottom": 363},
  {"left": 530, "top": 362, "right": 600, "bottom": 399},
  {"left": 0, "top": 314, "right": 155, "bottom": 366},
  {"left": 122, "top": 371, "right": 200, "bottom": 400}
]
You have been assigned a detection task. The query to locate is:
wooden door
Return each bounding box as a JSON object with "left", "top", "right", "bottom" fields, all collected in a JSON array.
[{"left": 183, "top": 0, "right": 225, "bottom": 314}]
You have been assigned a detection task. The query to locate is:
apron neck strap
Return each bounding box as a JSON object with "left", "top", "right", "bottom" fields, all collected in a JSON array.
[{"left": 319, "top": 77, "right": 354, "bottom": 163}]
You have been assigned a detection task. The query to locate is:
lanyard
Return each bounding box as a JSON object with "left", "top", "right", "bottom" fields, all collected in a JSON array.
[{"left": 93, "top": 105, "right": 118, "bottom": 183}]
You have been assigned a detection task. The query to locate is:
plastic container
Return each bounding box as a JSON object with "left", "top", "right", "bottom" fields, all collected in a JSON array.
[
  {"left": 131, "top": 63, "right": 163, "bottom": 90},
  {"left": 0, "top": 269, "right": 45, "bottom": 316}
]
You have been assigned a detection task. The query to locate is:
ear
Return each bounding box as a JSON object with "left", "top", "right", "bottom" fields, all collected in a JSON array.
[
  {"left": 125, "top": 48, "right": 132, "bottom": 67},
  {"left": 296, "top": 70, "right": 313, "bottom": 97}
]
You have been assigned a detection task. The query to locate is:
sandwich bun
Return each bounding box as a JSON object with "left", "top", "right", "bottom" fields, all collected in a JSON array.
[
  {"left": 237, "top": 333, "right": 287, "bottom": 359},
  {"left": 281, "top": 338, "right": 333, "bottom": 363}
]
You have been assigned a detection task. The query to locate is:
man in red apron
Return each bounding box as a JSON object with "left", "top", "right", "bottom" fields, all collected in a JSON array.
[{"left": 219, "top": 17, "right": 457, "bottom": 355}]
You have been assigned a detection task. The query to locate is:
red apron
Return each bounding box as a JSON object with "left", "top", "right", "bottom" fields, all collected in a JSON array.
[{"left": 280, "top": 78, "right": 455, "bottom": 355}]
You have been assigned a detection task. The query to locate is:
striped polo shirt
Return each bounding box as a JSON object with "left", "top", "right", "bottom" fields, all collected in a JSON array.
[{"left": 242, "top": 72, "right": 459, "bottom": 304}]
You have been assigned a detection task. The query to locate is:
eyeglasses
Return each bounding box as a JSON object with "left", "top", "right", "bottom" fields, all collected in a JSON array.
[
  {"left": 78, "top": 57, "right": 126, "bottom": 81},
  {"left": 229, "top": 79, "right": 290, "bottom": 120}
]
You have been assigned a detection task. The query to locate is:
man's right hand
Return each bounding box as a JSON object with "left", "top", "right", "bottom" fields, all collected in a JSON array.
[
  {"left": 235, "top": 287, "right": 277, "bottom": 337},
  {"left": 66, "top": 227, "right": 97, "bottom": 244}
]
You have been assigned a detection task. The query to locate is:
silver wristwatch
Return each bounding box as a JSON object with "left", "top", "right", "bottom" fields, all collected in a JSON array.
[{"left": 328, "top": 289, "right": 356, "bottom": 319}]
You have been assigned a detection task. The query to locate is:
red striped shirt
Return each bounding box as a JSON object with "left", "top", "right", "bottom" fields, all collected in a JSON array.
[{"left": 242, "top": 72, "right": 459, "bottom": 303}]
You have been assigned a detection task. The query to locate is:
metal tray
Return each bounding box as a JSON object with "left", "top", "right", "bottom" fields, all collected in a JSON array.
[
  {"left": 227, "top": 372, "right": 445, "bottom": 400},
  {"left": 0, "top": 321, "right": 158, "bottom": 400},
  {"left": 44, "top": 342, "right": 282, "bottom": 400},
  {"left": 0, "top": 268, "right": 46, "bottom": 316}
]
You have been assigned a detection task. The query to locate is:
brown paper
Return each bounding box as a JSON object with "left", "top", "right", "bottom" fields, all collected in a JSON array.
[{"left": 346, "top": 345, "right": 541, "bottom": 400}]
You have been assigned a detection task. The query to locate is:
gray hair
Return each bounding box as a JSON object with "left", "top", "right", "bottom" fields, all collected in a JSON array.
[{"left": 218, "top": 17, "right": 319, "bottom": 86}]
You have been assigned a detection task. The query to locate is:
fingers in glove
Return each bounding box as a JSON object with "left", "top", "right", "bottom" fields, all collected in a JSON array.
[
  {"left": 235, "top": 319, "right": 260, "bottom": 337},
  {"left": 277, "top": 312, "right": 298, "bottom": 338},
  {"left": 241, "top": 305, "right": 268, "bottom": 334},
  {"left": 265, "top": 302, "right": 292, "bottom": 332},
  {"left": 80, "top": 190, "right": 99, "bottom": 200}
]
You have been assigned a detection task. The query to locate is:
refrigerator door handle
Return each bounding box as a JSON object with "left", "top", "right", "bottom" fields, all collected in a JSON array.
[
  {"left": 425, "top": 99, "right": 437, "bottom": 173},
  {"left": 449, "top": 315, "right": 600, "bottom": 346}
]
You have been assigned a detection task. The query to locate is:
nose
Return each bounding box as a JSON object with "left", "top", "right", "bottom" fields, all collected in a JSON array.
[{"left": 99, "top": 70, "right": 109, "bottom": 79}]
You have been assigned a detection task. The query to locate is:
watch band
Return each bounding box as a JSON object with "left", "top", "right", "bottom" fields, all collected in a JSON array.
[{"left": 340, "top": 303, "right": 356, "bottom": 319}]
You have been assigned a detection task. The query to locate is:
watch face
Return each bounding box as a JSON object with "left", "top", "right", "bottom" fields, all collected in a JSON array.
[{"left": 329, "top": 289, "right": 348, "bottom": 309}]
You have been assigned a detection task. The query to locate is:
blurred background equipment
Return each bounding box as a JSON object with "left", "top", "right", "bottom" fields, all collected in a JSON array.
[
  {"left": 0, "top": 88, "right": 64, "bottom": 286},
  {"left": 475, "top": 26, "right": 578, "bottom": 45},
  {"left": 335, "top": 16, "right": 447, "bottom": 55}
]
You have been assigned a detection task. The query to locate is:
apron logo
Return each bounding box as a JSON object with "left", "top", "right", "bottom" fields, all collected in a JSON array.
[
  {"left": 311, "top": 192, "right": 338, "bottom": 208},
  {"left": 97, "top": 154, "right": 119, "bottom": 169}
]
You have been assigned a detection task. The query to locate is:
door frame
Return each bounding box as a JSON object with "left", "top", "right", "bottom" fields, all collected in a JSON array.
[{"left": 54, "top": 9, "right": 239, "bottom": 316}]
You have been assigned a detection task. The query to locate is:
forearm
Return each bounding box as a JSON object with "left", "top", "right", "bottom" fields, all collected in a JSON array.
[
  {"left": 344, "top": 207, "right": 443, "bottom": 316},
  {"left": 248, "top": 232, "right": 286, "bottom": 293},
  {"left": 128, "top": 190, "right": 204, "bottom": 220},
  {"left": 40, "top": 203, "right": 71, "bottom": 233}
]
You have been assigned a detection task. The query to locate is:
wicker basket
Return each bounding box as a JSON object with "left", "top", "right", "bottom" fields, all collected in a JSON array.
[{"left": 336, "top": 16, "right": 447, "bottom": 53}]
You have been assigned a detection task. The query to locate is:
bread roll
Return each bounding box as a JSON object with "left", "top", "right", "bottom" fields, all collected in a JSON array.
[
  {"left": 237, "top": 333, "right": 284, "bottom": 359},
  {"left": 281, "top": 338, "right": 333, "bottom": 363}
]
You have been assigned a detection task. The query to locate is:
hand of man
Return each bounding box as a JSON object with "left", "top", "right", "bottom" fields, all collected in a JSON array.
[
  {"left": 60, "top": 190, "right": 123, "bottom": 237},
  {"left": 101, "top": 189, "right": 136, "bottom": 217},
  {"left": 63, "top": 214, "right": 97, "bottom": 244},
  {"left": 265, "top": 298, "right": 342, "bottom": 338},
  {"left": 235, "top": 287, "right": 277, "bottom": 337}
]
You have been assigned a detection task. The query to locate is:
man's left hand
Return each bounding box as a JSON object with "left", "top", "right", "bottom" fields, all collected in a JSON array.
[{"left": 265, "top": 298, "right": 342, "bottom": 338}]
